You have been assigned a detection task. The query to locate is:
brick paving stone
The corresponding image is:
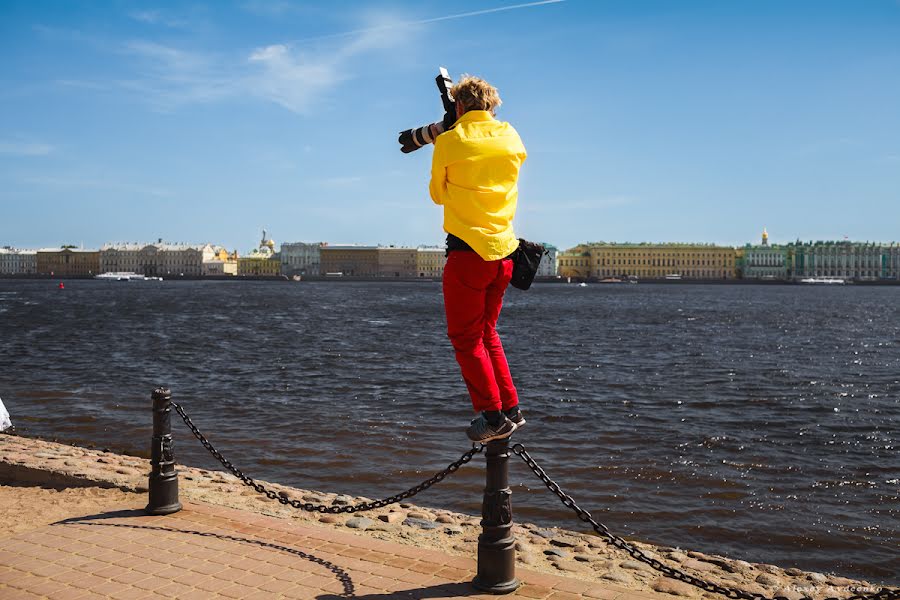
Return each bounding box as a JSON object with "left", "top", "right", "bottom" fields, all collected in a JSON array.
[
  {"left": 552, "top": 578, "right": 595, "bottom": 594},
  {"left": 396, "top": 570, "right": 438, "bottom": 586},
  {"left": 192, "top": 574, "right": 238, "bottom": 593},
  {"left": 184, "top": 559, "right": 227, "bottom": 576},
  {"left": 89, "top": 579, "right": 133, "bottom": 597},
  {"left": 518, "top": 583, "right": 556, "bottom": 599},
  {"left": 384, "top": 555, "right": 418, "bottom": 569},
  {"left": 219, "top": 583, "right": 260, "bottom": 599},
  {"left": 174, "top": 589, "right": 217, "bottom": 600},
  {"left": 22, "top": 577, "right": 69, "bottom": 597},
  {"left": 548, "top": 591, "right": 588, "bottom": 600},
  {"left": 259, "top": 577, "right": 300, "bottom": 594},
  {"left": 44, "top": 587, "right": 92, "bottom": 600},
  {"left": 109, "top": 569, "right": 151, "bottom": 586},
  {"left": 580, "top": 588, "right": 622, "bottom": 600},
  {"left": 435, "top": 566, "right": 471, "bottom": 581}
]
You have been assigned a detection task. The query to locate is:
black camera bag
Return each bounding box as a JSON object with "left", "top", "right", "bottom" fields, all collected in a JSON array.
[{"left": 509, "top": 239, "right": 547, "bottom": 291}]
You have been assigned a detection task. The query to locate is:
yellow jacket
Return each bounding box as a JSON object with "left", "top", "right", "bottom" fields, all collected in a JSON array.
[{"left": 429, "top": 110, "right": 527, "bottom": 261}]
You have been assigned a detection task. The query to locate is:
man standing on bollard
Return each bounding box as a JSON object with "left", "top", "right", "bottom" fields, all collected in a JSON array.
[{"left": 429, "top": 75, "right": 528, "bottom": 443}]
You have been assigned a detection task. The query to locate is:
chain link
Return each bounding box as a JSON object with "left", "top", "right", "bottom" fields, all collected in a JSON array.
[
  {"left": 170, "top": 402, "right": 483, "bottom": 513},
  {"left": 510, "top": 443, "right": 899, "bottom": 600}
]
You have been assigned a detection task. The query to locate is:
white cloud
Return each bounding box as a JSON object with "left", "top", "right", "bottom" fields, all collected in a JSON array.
[
  {"left": 0, "top": 140, "right": 54, "bottom": 156},
  {"left": 289, "top": 1, "right": 564, "bottom": 44},
  {"left": 246, "top": 44, "right": 342, "bottom": 114},
  {"left": 110, "top": 13, "right": 411, "bottom": 115},
  {"left": 117, "top": 41, "right": 238, "bottom": 110}
]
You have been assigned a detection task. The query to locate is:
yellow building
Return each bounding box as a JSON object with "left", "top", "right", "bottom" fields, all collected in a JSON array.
[
  {"left": 557, "top": 245, "right": 593, "bottom": 279},
  {"left": 238, "top": 230, "right": 281, "bottom": 277},
  {"left": 37, "top": 247, "right": 101, "bottom": 277},
  {"left": 561, "top": 243, "right": 738, "bottom": 280},
  {"left": 416, "top": 247, "right": 446, "bottom": 278},
  {"left": 238, "top": 254, "right": 280, "bottom": 276}
]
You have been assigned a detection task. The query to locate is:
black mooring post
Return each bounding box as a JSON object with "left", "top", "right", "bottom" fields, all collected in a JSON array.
[
  {"left": 145, "top": 387, "right": 182, "bottom": 515},
  {"left": 472, "top": 438, "right": 519, "bottom": 594}
]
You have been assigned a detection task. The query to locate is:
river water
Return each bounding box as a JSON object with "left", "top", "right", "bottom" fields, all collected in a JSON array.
[{"left": 0, "top": 280, "right": 897, "bottom": 582}]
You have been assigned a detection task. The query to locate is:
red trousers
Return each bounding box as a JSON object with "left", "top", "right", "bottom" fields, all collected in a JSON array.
[{"left": 442, "top": 251, "right": 519, "bottom": 413}]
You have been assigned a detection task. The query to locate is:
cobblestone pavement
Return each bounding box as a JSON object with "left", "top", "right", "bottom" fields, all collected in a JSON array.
[{"left": 0, "top": 501, "right": 667, "bottom": 599}]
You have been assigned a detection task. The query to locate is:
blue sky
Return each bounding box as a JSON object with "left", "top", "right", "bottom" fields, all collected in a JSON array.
[{"left": 1, "top": 0, "right": 898, "bottom": 252}]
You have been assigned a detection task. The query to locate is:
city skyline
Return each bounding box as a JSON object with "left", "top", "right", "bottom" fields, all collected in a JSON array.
[
  {"left": 2, "top": 1, "right": 899, "bottom": 250},
  {"left": 4, "top": 227, "right": 900, "bottom": 254}
]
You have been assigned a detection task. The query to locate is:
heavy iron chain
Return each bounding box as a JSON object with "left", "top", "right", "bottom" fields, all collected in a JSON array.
[
  {"left": 170, "top": 402, "right": 483, "bottom": 513},
  {"left": 511, "top": 443, "right": 899, "bottom": 600}
]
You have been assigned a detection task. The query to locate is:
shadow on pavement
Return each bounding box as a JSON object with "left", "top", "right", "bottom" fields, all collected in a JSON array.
[
  {"left": 317, "top": 581, "right": 483, "bottom": 599},
  {"left": 53, "top": 509, "right": 356, "bottom": 597}
]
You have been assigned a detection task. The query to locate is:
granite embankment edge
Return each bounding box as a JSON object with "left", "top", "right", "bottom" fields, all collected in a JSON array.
[{"left": 0, "top": 433, "right": 887, "bottom": 600}]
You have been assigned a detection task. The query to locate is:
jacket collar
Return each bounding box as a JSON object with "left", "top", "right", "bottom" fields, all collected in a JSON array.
[{"left": 456, "top": 110, "right": 495, "bottom": 124}]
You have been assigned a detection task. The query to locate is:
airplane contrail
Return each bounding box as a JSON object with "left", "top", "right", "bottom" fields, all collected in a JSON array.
[{"left": 291, "top": 0, "right": 566, "bottom": 44}]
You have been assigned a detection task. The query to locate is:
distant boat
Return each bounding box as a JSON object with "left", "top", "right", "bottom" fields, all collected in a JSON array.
[
  {"left": 95, "top": 272, "right": 163, "bottom": 281},
  {"left": 578, "top": 282, "right": 587, "bottom": 287},
  {"left": 800, "top": 277, "right": 845, "bottom": 285},
  {"left": 0, "top": 396, "right": 11, "bottom": 431},
  {"left": 665, "top": 274, "right": 682, "bottom": 280}
]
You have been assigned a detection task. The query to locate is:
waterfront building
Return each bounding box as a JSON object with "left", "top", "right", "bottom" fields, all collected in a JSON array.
[
  {"left": 537, "top": 243, "right": 559, "bottom": 277},
  {"left": 0, "top": 248, "right": 10, "bottom": 275},
  {"left": 557, "top": 245, "right": 593, "bottom": 279},
  {"left": 742, "top": 228, "right": 788, "bottom": 279},
  {"left": 238, "top": 231, "right": 281, "bottom": 277},
  {"left": 21, "top": 250, "right": 37, "bottom": 274},
  {"left": 561, "top": 242, "right": 737, "bottom": 280},
  {"left": 36, "top": 247, "right": 101, "bottom": 277},
  {"left": 377, "top": 247, "right": 417, "bottom": 278},
  {"left": 320, "top": 245, "right": 378, "bottom": 277},
  {"left": 202, "top": 247, "right": 238, "bottom": 276},
  {"left": 416, "top": 247, "right": 446, "bottom": 278},
  {"left": 0, "top": 248, "right": 37, "bottom": 275},
  {"left": 101, "top": 241, "right": 216, "bottom": 277},
  {"left": 787, "top": 240, "right": 900, "bottom": 281},
  {"left": 281, "top": 242, "right": 325, "bottom": 277}
]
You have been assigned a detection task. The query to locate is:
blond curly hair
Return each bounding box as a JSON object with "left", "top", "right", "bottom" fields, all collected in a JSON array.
[{"left": 450, "top": 75, "right": 502, "bottom": 115}]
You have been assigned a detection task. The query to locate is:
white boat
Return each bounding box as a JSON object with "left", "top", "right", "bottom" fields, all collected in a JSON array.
[
  {"left": 665, "top": 274, "right": 682, "bottom": 280},
  {"left": 95, "top": 272, "right": 163, "bottom": 281},
  {"left": 0, "top": 396, "right": 11, "bottom": 431},
  {"left": 800, "top": 277, "right": 845, "bottom": 285}
]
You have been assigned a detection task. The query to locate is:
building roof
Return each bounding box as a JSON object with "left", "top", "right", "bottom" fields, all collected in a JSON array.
[{"left": 36, "top": 247, "right": 99, "bottom": 253}]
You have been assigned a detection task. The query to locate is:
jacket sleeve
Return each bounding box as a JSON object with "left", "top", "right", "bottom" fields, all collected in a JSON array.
[{"left": 429, "top": 136, "right": 449, "bottom": 206}]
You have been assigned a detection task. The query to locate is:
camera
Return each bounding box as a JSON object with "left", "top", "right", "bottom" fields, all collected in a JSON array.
[{"left": 398, "top": 67, "right": 455, "bottom": 154}]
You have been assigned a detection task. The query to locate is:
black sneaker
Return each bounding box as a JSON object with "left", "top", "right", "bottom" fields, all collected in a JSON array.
[
  {"left": 504, "top": 408, "right": 526, "bottom": 428},
  {"left": 466, "top": 414, "right": 517, "bottom": 443}
]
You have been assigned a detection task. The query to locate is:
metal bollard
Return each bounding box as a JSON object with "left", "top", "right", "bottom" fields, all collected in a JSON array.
[
  {"left": 472, "top": 438, "right": 519, "bottom": 594},
  {"left": 145, "top": 387, "right": 182, "bottom": 515}
]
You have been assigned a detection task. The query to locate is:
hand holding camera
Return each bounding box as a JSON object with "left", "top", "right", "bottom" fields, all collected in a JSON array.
[{"left": 398, "top": 67, "right": 456, "bottom": 154}]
